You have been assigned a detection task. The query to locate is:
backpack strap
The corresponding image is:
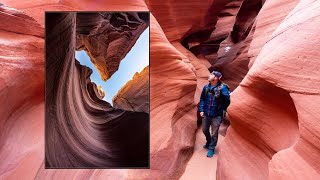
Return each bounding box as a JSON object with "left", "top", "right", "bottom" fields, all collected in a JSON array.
[
  {"left": 205, "top": 83, "right": 230, "bottom": 97},
  {"left": 204, "top": 84, "right": 209, "bottom": 97},
  {"left": 221, "top": 83, "right": 230, "bottom": 91}
]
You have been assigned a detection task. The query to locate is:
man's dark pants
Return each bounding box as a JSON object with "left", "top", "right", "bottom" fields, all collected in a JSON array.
[{"left": 202, "top": 115, "right": 222, "bottom": 150}]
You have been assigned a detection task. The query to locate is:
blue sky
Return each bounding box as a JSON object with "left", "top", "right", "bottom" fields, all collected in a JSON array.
[{"left": 75, "top": 27, "right": 149, "bottom": 105}]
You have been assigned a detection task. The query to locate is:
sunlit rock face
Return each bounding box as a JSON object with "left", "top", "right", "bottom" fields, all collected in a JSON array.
[
  {"left": 113, "top": 66, "right": 149, "bottom": 113},
  {"left": 75, "top": 12, "right": 149, "bottom": 81},
  {"left": 97, "top": 85, "right": 105, "bottom": 99}
]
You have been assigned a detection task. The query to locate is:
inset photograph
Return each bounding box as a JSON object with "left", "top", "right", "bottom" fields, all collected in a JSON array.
[{"left": 45, "top": 12, "right": 149, "bottom": 168}]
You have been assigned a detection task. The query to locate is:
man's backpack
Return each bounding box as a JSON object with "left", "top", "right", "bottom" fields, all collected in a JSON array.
[
  {"left": 204, "top": 83, "right": 230, "bottom": 97},
  {"left": 204, "top": 82, "right": 231, "bottom": 112}
]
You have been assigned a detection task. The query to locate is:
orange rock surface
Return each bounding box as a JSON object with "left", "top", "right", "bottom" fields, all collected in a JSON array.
[{"left": 113, "top": 66, "right": 149, "bottom": 113}]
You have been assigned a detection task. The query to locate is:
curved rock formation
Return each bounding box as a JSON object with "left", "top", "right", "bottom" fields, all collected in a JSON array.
[
  {"left": 113, "top": 66, "right": 149, "bottom": 113},
  {"left": 1, "top": 0, "right": 320, "bottom": 180},
  {"left": 146, "top": 0, "right": 214, "bottom": 42},
  {"left": 217, "top": 0, "right": 320, "bottom": 179},
  {"left": 82, "top": 66, "right": 106, "bottom": 101},
  {"left": 179, "top": 0, "right": 265, "bottom": 90},
  {"left": 0, "top": 4, "right": 44, "bottom": 179},
  {"left": 0, "top": 1, "right": 198, "bottom": 178},
  {"left": 76, "top": 12, "right": 149, "bottom": 81}
]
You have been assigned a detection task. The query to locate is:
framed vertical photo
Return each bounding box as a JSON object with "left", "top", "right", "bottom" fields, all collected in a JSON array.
[{"left": 45, "top": 11, "right": 150, "bottom": 169}]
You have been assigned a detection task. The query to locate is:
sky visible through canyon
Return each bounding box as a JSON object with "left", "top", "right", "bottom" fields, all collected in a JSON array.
[{"left": 75, "top": 27, "right": 149, "bottom": 105}]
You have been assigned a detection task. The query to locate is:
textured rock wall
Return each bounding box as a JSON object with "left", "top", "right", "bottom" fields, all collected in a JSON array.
[
  {"left": 146, "top": 0, "right": 214, "bottom": 41},
  {"left": 76, "top": 12, "right": 149, "bottom": 81},
  {"left": 0, "top": 4, "right": 44, "bottom": 179},
  {"left": 1, "top": 0, "right": 320, "bottom": 180},
  {"left": 179, "top": 0, "right": 264, "bottom": 90},
  {"left": 0, "top": 1, "right": 199, "bottom": 179},
  {"left": 113, "top": 66, "right": 149, "bottom": 113},
  {"left": 217, "top": 0, "right": 320, "bottom": 179}
]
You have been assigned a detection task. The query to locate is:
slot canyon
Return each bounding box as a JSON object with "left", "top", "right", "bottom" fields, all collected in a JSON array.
[{"left": 0, "top": 0, "right": 320, "bottom": 179}]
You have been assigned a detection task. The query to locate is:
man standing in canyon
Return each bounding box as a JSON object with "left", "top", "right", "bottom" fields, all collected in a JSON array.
[{"left": 199, "top": 71, "right": 230, "bottom": 157}]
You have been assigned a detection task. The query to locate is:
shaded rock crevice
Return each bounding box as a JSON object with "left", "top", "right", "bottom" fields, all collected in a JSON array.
[{"left": 180, "top": 0, "right": 264, "bottom": 91}]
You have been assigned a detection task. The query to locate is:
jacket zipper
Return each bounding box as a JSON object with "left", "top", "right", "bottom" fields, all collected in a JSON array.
[{"left": 208, "top": 93, "right": 212, "bottom": 116}]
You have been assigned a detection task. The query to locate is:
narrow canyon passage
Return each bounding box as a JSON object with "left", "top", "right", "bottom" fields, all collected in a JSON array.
[{"left": 180, "top": 121, "right": 230, "bottom": 180}]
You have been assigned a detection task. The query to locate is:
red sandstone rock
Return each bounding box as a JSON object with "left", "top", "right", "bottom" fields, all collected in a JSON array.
[
  {"left": 76, "top": 12, "right": 149, "bottom": 81},
  {"left": 0, "top": 4, "right": 44, "bottom": 179},
  {"left": 0, "top": 1, "right": 198, "bottom": 179},
  {"left": 113, "top": 66, "right": 149, "bottom": 113},
  {"left": 1, "top": 0, "right": 320, "bottom": 180},
  {"left": 213, "top": 0, "right": 299, "bottom": 90},
  {"left": 146, "top": 0, "right": 214, "bottom": 42},
  {"left": 97, "top": 85, "right": 105, "bottom": 99},
  {"left": 217, "top": 0, "right": 320, "bottom": 179}
]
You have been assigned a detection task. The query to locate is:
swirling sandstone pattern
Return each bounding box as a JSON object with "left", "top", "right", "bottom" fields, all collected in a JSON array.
[
  {"left": 0, "top": 4, "right": 45, "bottom": 180},
  {"left": 217, "top": 0, "right": 320, "bottom": 179},
  {"left": 76, "top": 12, "right": 149, "bottom": 81},
  {"left": 1, "top": 0, "right": 320, "bottom": 179}
]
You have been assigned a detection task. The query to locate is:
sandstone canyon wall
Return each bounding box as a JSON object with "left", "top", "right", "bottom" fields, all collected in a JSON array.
[
  {"left": 217, "top": 0, "right": 320, "bottom": 179},
  {"left": 0, "top": 1, "right": 198, "bottom": 179},
  {"left": 113, "top": 66, "right": 149, "bottom": 113},
  {"left": 0, "top": 4, "right": 45, "bottom": 180},
  {"left": 0, "top": 0, "right": 320, "bottom": 180},
  {"left": 75, "top": 12, "right": 149, "bottom": 81}
]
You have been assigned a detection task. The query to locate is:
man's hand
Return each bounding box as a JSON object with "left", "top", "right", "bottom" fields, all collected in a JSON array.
[{"left": 200, "top": 112, "right": 204, "bottom": 117}]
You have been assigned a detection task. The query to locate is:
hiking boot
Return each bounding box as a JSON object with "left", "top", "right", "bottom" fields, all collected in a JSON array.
[
  {"left": 203, "top": 143, "right": 209, "bottom": 149},
  {"left": 207, "top": 149, "right": 214, "bottom": 158}
]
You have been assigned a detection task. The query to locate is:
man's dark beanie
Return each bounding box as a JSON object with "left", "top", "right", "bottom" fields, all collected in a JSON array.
[{"left": 211, "top": 71, "right": 222, "bottom": 79}]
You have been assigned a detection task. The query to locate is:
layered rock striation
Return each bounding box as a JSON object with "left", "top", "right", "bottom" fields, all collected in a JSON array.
[
  {"left": 113, "top": 66, "right": 149, "bottom": 113},
  {"left": 75, "top": 12, "right": 149, "bottom": 81},
  {"left": 217, "top": 0, "right": 320, "bottom": 179},
  {"left": 1, "top": 0, "right": 320, "bottom": 180},
  {"left": 0, "top": 4, "right": 45, "bottom": 179}
]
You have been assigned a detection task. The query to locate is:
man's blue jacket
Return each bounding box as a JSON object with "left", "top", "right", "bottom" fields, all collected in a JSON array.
[{"left": 199, "top": 82, "right": 231, "bottom": 117}]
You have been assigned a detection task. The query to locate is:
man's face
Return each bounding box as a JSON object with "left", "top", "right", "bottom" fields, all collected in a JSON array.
[{"left": 208, "top": 74, "right": 217, "bottom": 82}]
